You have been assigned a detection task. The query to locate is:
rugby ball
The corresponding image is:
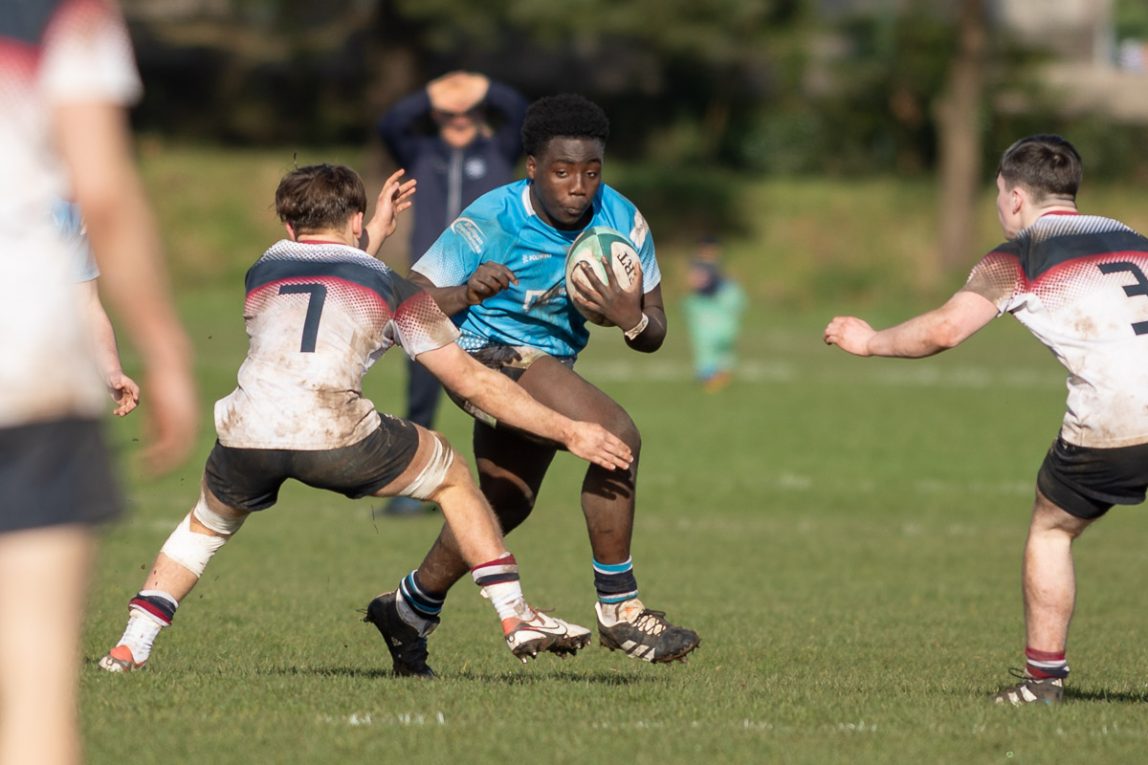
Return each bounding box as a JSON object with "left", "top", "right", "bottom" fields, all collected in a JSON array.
[{"left": 564, "top": 226, "right": 639, "bottom": 325}]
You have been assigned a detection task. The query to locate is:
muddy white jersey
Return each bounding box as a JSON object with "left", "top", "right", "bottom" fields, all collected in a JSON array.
[
  {"left": 215, "top": 240, "right": 459, "bottom": 450},
  {"left": 963, "top": 212, "right": 1148, "bottom": 448},
  {"left": 0, "top": 0, "right": 141, "bottom": 427}
]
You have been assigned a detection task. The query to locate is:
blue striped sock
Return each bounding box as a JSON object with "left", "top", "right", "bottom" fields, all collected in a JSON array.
[
  {"left": 593, "top": 557, "right": 639, "bottom": 604},
  {"left": 398, "top": 571, "right": 446, "bottom": 619}
]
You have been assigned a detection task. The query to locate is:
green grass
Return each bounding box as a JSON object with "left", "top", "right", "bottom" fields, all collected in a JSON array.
[{"left": 80, "top": 146, "right": 1148, "bottom": 764}]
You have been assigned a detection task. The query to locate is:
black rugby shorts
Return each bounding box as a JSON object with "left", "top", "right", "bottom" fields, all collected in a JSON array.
[
  {"left": 205, "top": 413, "right": 420, "bottom": 511},
  {"left": 1037, "top": 437, "right": 1148, "bottom": 519}
]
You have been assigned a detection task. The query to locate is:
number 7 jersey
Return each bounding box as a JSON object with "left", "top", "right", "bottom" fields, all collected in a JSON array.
[
  {"left": 214, "top": 240, "right": 459, "bottom": 450},
  {"left": 962, "top": 212, "right": 1148, "bottom": 448}
]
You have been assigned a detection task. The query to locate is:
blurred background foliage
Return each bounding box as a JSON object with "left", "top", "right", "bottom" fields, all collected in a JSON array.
[
  {"left": 123, "top": 0, "right": 1148, "bottom": 296},
  {"left": 126, "top": 0, "right": 1148, "bottom": 176}
]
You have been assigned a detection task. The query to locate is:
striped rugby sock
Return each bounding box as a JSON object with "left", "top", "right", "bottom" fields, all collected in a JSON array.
[
  {"left": 1026, "top": 647, "right": 1069, "bottom": 679},
  {"left": 118, "top": 590, "right": 178, "bottom": 664},
  {"left": 593, "top": 557, "right": 638, "bottom": 605},
  {"left": 471, "top": 553, "right": 526, "bottom": 623},
  {"left": 398, "top": 570, "right": 446, "bottom": 620}
]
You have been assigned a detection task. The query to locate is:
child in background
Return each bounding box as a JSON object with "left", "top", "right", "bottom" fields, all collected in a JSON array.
[{"left": 683, "top": 236, "right": 746, "bottom": 392}]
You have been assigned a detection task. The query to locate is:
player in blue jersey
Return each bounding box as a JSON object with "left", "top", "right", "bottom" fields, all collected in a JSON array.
[
  {"left": 98, "top": 164, "right": 634, "bottom": 676},
  {"left": 370, "top": 93, "right": 700, "bottom": 672}
]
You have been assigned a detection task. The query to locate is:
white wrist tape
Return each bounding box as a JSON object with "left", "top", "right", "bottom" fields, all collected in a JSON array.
[{"left": 623, "top": 312, "right": 650, "bottom": 341}]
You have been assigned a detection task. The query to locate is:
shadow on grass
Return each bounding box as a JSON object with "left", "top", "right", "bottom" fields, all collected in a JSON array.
[
  {"left": 1067, "top": 688, "right": 1148, "bottom": 704},
  {"left": 258, "top": 665, "right": 655, "bottom": 686}
]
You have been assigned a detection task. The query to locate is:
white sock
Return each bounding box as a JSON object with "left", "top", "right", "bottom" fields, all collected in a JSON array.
[
  {"left": 117, "top": 610, "right": 167, "bottom": 664},
  {"left": 480, "top": 580, "right": 530, "bottom": 623}
]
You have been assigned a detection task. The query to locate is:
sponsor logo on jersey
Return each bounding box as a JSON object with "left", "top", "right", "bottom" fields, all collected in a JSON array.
[
  {"left": 451, "top": 217, "right": 486, "bottom": 254},
  {"left": 522, "top": 252, "right": 550, "bottom": 263}
]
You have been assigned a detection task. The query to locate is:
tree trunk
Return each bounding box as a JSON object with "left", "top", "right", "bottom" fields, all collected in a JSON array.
[{"left": 935, "top": 0, "right": 987, "bottom": 278}]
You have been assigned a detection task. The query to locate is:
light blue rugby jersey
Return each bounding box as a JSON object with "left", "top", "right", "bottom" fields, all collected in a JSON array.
[{"left": 412, "top": 179, "right": 661, "bottom": 358}]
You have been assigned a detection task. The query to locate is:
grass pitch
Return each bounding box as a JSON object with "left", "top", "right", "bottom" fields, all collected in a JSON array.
[{"left": 80, "top": 148, "right": 1148, "bottom": 763}]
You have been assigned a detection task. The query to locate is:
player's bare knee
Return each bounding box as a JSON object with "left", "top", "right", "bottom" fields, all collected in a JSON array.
[{"left": 608, "top": 415, "right": 641, "bottom": 455}]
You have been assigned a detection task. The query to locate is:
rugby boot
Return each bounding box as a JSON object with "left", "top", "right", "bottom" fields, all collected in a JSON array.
[
  {"left": 502, "top": 603, "right": 592, "bottom": 662},
  {"left": 98, "top": 645, "right": 146, "bottom": 673},
  {"left": 363, "top": 591, "right": 438, "bottom": 678},
  {"left": 992, "top": 669, "right": 1064, "bottom": 705},
  {"left": 596, "top": 598, "right": 700, "bottom": 663}
]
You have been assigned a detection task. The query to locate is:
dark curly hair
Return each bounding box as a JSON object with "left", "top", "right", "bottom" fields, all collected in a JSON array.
[
  {"left": 521, "top": 93, "right": 610, "bottom": 157},
  {"left": 275, "top": 163, "right": 367, "bottom": 234}
]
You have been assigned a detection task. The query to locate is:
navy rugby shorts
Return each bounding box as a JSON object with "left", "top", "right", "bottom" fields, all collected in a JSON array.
[
  {"left": 0, "top": 417, "right": 121, "bottom": 534},
  {"left": 1037, "top": 436, "right": 1148, "bottom": 519},
  {"left": 205, "top": 413, "right": 420, "bottom": 511}
]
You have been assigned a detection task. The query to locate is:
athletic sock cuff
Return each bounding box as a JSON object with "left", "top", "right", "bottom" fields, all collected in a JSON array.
[
  {"left": 399, "top": 571, "right": 446, "bottom": 618},
  {"left": 1025, "top": 647, "right": 1069, "bottom": 679},
  {"left": 593, "top": 557, "right": 638, "bottom": 603},
  {"left": 129, "top": 591, "right": 178, "bottom": 626},
  {"left": 471, "top": 554, "right": 520, "bottom": 587}
]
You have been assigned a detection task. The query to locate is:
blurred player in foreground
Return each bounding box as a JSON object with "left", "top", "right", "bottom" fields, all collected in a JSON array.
[
  {"left": 375, "top": 93, "right": 700, "bottom": 677},
  {"left": 825, "top": 134, "right": 1148, "bottom": 705},
  {"left": 0, "top": 2, "right": 198, "bottom": 763},
  {"left": 99, "top": 163, "right": 633, "bottom": 675}
]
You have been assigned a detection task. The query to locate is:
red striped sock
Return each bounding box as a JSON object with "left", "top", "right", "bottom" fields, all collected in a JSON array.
[{"left": 1025, "top": 647, "right": 1069, "bottom": 679}]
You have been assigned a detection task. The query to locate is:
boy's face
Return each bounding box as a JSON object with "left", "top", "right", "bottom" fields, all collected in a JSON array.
[{"left": 526, "top": 137, "right": 604, "bottom": 230}]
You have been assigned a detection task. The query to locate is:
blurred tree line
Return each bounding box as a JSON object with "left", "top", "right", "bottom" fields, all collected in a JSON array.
[{"left": 125, "top": 0, "right": 1148, "bottom": 265}]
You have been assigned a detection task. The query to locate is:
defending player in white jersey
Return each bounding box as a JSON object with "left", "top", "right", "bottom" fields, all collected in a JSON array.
[
  {"left": 100, "top": 163, "right": 633, "bottom": 675},
  {"left": 824, "top": 134, "right": 1148, "bottom": 704}
]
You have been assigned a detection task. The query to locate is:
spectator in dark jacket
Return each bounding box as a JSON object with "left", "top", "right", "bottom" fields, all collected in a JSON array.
[{"left": 377, "top": 71, "right": 527, "bottom": 515}]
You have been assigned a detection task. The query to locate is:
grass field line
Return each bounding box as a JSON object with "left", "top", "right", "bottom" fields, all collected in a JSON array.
[{"left": 576, "top": 359, "right": 1062, "bottom": 388}]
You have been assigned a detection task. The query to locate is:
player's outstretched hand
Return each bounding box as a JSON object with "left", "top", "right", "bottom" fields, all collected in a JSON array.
[
  {"left": 364, "top": 169, "right": 417, "bottom": 256},
  {"left": 465, "top": 262, "right": 518, "bottom": 305},
  {"left": 108, "top": 371, "right": 140, "bottom": 416},
  {"left": 571, "top": 257, "right": 643, "bottom": 330},
  {"left": 564, "top": 422, "right": 633, "bottom": 471},
  {"left": 823, "top": 316, "right": 875, "bottom": 357}
]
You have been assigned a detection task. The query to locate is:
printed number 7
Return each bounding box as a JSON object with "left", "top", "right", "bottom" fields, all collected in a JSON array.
[{"left": 278, "top": 283, "right": 328, "bottom": 352}]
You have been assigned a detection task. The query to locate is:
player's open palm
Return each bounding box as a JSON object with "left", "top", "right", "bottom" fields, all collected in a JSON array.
[
  {"left": 108, "top": 371, "right": 140, "bottom": 416},
  {"left": 366, "top": 169, "right": 417, "bottom": 251},
  {"left": 564, "top": 421, "right": 633, "bottom": 471}
]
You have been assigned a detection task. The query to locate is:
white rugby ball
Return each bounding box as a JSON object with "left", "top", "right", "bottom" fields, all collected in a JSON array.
[{"left": 565, "top": 226, "right": 640, "bottom": 325}]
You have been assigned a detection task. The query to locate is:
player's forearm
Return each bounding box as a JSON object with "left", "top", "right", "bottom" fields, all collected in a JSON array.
[
  {"left": 415, "top": 281, "right": 473, "bottom": 317},
  {"left": 91, "top": 303, "right": 126, "bottom": 384},
  {"left": 460, "top": 368, "right": 574, "bottom": 445},
  {"left": 867, "top": 314, "right": 963, "bottom": 358},
  {"left": 623, "top": 305, "right": 667, "bottom": 353}
]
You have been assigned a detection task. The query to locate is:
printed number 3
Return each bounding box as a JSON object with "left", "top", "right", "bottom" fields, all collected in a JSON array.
[
  {"left": 1098, "top": 262, "right": 1148, "bottom": 336},
  {"left": 278, "top": 283, "right": 328, "bottom": 352}
]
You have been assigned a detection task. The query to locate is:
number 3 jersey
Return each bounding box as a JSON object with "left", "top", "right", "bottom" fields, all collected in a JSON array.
[
  {"left": 214, "top": 240, "right": 459, "bottom": 450},
  {"left": 962, "top": 212, "right": 1148, "bottom": 448}
]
